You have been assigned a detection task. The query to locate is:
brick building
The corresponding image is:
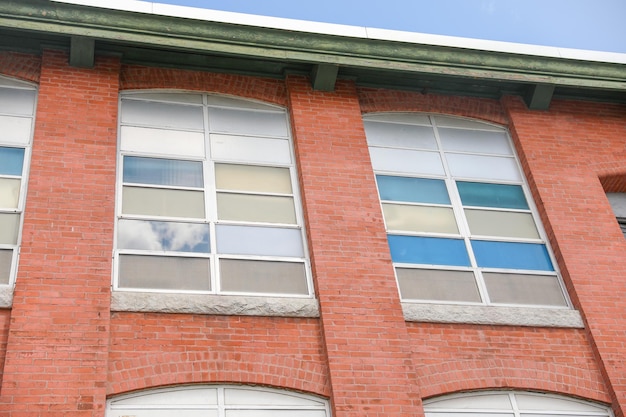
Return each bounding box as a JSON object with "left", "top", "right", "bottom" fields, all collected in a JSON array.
[{"left": 0, "top": 1, "right": 625, "bottom": 416}]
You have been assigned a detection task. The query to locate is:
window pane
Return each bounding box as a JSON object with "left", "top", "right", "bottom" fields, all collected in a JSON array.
[
  {"left": 0, "top": 88, "right": 36, "bottom": 116},
  {"left": 396, "top": 268, "right": 480, "bottom": 302},
  {"left": 465, "top": 209, "right": 539, "bottom": 239},
  {"left": 364, "top": 121, "right": 437, "bottom": 150},
  {"left": 388, "top": 235, "right": 470, "bottom": 266},
  {"left": 369, "top": 147, "right": 444, "bottom": 176},
  {"left": 483, "top": 273, "right": 567, "bottom": 306},
  {"left": 215, "top": 164, "right": 292, "bottom": 194},
  {"left": 383, "top": 204, "right": 458, "bottom": 234},
  {"left": 216, "top": 225, "right": 304, "bottom": 257},
  {"left": 225, "top": 411, "right": 326, "bottom": 417},
  {"left": 118, "top": 219, "right": 210, "bottom": 253},
  {"left": 472, "top": 241, "right": 554, "bottom": 271},
  {"left": 377, "top": 175, "right": 450, "bottom": 204},
  {"left": 0, "top": 178, "right": 20, "bottom": 208},
  {"left": 120, "top": 126, "right": 205, "bottom": 157},
  {"left": 0, "top": 147, "right": 24, "bottom": 176},
  {"left": 0, "top": 249, "right": 12, "bottom": 284},
  {"left": 426, "top": 393, "right": 513, "bottom": 409},
  {"left": 0, "top": 115, "right": 32, "bottom": 145},
  {"left": 0, "top": 213, "right": 20, "bottom": 244},
  {"left": 122, "top": 186, "right": 205, "bottom": 218},
  {"left": 220, "top": 259, "right": 308, "bottom": 295},
  {"left": 121, "top": 100, "right": 204, "bottom": 130},
  {"left": 209, "top": 108, "right": 288, "bottom": 137},
  {"left": 446, "top": 153, "right": 521, "bottom": 181},
  {"left": 224, "top": 388, "right": 324, "bottom": 406},
  {"left": 515, "top": 394, "right": 607, "bottom": 412},
  {"left": 217, "top": 193, "right": 296, "bottom": 224},
  {"left": 123, "top": 156, "right": 203, "bottom": 187},
  {"left": 118, "top": 254, "right": 211, "bottom": 291},
  {"left": 210, "top": 134, "right": 292, "bottom": 165},
  {"left": 439, "top": 128, "right": 512, "bottom": 155},
  {"left": 457, "top": 182, "right": 529, "bottom": 209}
]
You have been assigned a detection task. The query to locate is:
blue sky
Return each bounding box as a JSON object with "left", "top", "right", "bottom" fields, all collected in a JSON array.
[{"left": 155, "top": 0, "right": 626, "bottom": 53}]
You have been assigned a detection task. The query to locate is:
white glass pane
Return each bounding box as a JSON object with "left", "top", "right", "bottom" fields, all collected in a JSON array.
[
  {"left": 0, "top": 88, "right": 36, "bottom": 115},
  {"left": 439, "top": 128, "right": 512, "bottom": 155},
  {"left": 211, "top": 134, "right": 291, "bottom": 164},
  {"left": 121, "top": 99, "right": 204, "bottom": 130},
  {"left": 0, "top": 249, "right": 12, "bottom": 284},
  {"left": 0, "top": 213, "right": 20, "bottom": 244},
  {"left": 216, "top": 225, "right": 303, "bottom": 257},
  {"left": 209, "top": 107, "right": 288, "bottom": 137},
  {"left": 122, "top": 186, "right": 205, "bottom": 218},
  {"left": 118, "top": 219, "right": 210, "bottom": 253},
  {"left": 425, "top": 413, "right": 513, "bottom": 417},
  {"left": 111, "top": 387, "right": 218, "bottom": 405},
  {"left": 215, "top": 164, "right": 292, "bottom": 193},
  {"left": 365, "top": 113, "right": 432, "bottom": 125},
  {"left": 364, "top": 121, "right": 437, "bottom": 150},
  {"left": 109, "top": 410, "right": 216, "bottom": 417},
  {"left": 120, "top": 126, "right": 205, "bottom": 157},
  {"left": 0, "top": 115, "right": 32, "bottom": 144},
  {"left": 225, "top": 388, "right": 325, "bottom": 407},
  {"left": 483, "top": 273, "right": 567, "bottom": 306},
  {"left": 446, "top": 153, "right": 521, "bottom": 181},
  {"left": 396, "top": 268, "right": 481, "bottom": 302},
  {"left": 515, "top": 394, "right": 608, "bottom": 412},
  {"left": 0, "top": 178, "right": 20, "bottom": 208},
  {"left": 225, "top": 411, "right": 326, "bottom": 417},
  {"left": 434, "top": 115, "right": 503, "bottom": 131},
  {"left": 122, "top": 92, "right": 203, "bottom": 104},
  {"left": 217, "top": 193, "right": 296, "bottom": 224},
  {"left": 118, "top": 254, "right": 211, "bottom": 291},
  {"left": 425, "top": 393, "right": 512, "bottom": 410},
  {"left": 465, "top": 209, "right": 539, "bottom": 239},
  {"left": 220, "top": 259, "right": 308, "bottom": 295},
  {"left": 207, "top": 95, "right": 282, "bottom": 111},
  {"left": 369, "top": 147, "right": 444, "bottom": 175},
  {"left": 382, "top": 204, "right": 458, "bottom": 234}
]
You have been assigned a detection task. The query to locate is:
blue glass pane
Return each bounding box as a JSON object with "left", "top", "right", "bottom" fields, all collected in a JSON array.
[
  {"left": 472, "top": 240, "right": 554, "bottom": 271},
  {"left": 0, "top": 147, "right": 24, "bottom": 176},
  {"left": 457, "top": 181, "right": 528, "bottom": 209},
  {"left": 388, "top": 235, "right": 470, "bottom": 266},
  {"left": 123, "top": 156, "right": 203, "bottom": 187},
  {"left": 118, "top": 219, "right": 210, "bottom": 253},
  {"left": 377, "top": 175, "right": 450, "bottom": 204}
]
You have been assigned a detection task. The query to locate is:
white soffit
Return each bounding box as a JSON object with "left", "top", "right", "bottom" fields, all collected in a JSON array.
[{"left": 50, "top": 0, "right": 626, "bottom": 64}]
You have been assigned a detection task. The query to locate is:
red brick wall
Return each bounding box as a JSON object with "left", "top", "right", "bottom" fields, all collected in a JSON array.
[{"left": 0, "top": 51, "right": 41, "bottom": 83}]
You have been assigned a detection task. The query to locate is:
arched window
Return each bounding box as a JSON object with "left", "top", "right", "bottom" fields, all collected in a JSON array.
[
  {"left": 107, "top": 385, "right": 331, "bottom": 417},
  {"left": 424, "top": 391, "right": 613, "bottom": 417},
  {"left": 365, "top": 114, "right": 568, "bottom": 308},
  {"left": 0, "top": 75, "right": 37, "bottom": 288}
]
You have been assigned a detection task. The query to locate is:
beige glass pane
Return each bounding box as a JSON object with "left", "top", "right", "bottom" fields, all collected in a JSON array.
[
  {"left": 215, "top": 164, "right": 292, "bottom": 194},
  {"left": 382, "top": 204, "right": 458, "bottom": 234},
  {"left": 396, "top": 268, "right": 481, "bottom": 302},
  {"left": 483, "top": 273, "right": 567, "bottom": 306},
  {"left": 0, "top": 178, "right": 20, "bottom": 208},
  {"left": 0, "top": 249, "right": 12, "bottom": 284},
  {"left": 118, "top": 254, "right": 211, "bottom": 291},
  {"left": 220, "top": 259, "right": 308, "bottom": 295},
  {"left": 217, "top": 193, "right": 296, "bottom": 224},
  {"left": 122, "top": 186, "right": 205, "bottom": 218},
  {"left": 465, "top": 209, "right": 539, "bottom": 239},
  {"left": 0, "top": 213, "right": 20, "bottom": 244}
]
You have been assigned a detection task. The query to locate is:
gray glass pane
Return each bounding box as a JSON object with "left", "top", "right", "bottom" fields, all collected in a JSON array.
[
  {"left": 364, "top": 121, "right": 437, "bottom": 150},
  {"left": 217, "top": 193, "right": 296, "bottom": 224},
  {"left": 439, "top": 128, "right": 512, "bottom": 155},
  {"left": 396, "top": 268, "right": 481, "bottom": 302},
  {"left": 118, "top": 219, "right": 210, "bottom": 253},
  {"left": 0, "top": 88, "right": 36, "bottom": 116},
  {"left": 0, "top": 213, "right": 20, "bottom": 244},
  {"left": 425, "top": 393, "right": 512, "bottom": 410},
  {"left": 369, "top": 147, "right": 445, "bottom": 175},
  {"left": 225, "top": 411, "right": 326, "bottom": 417},
  {"left": 0, "top": 178, "right": 20, "bottom": 208},
  {"left": 215, "top": 164, "right": 292, "bottom": 194},
  {"left": 109, "top": 410, "right": 216, "bottom": 417},
  {"left": 216, "top": 225, "right": 304, "bottom": 257},
  {"left": 121, "top": 99, "right": 204, "bottom": 130},
  {"left": 0, "top": 249, "right": 12, "bottom": 284},
  {"left": 465, "top": 209, "right": 539, "bottom": 239},
  {"left": 118, "top": 255, "right": 211, "bottom": 291},
  {"left": 483, "top": 273, "right": 567, "bottom": 306},
  {"left": 0, "top": 115, "right": 32, "bottom": 145},
  {"left": 515, "top": 394, "right": 607, "bottom": 412},
  {"left": 209, "top": 108, "right": 288, "bottom": 137},
  {"left": 122, "top": 186, "right": 205, "bottom": 218},
  {"left": 123, "top": 156, "right": 203, "bottom": 187},
  {"left": 220, "top": 259, "right": 308, "bottom": 295},
  {"left": 446, "top": 153, "right": 521, "bottom": 181}
]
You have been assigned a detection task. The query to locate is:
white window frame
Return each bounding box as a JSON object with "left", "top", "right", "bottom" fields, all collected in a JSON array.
[{"left": 113, "top": 91, "right": 313, "bottom": 299}]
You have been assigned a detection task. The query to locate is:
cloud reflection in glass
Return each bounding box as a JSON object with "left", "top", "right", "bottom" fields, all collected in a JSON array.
[{"left": 118, "top": 219, "right": 210, "bottom": 253}]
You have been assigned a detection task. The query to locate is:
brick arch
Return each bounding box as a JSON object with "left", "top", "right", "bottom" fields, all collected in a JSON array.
[
  {"left": 120, "top": 65, "right": 288, "bottom": 107},
  {"left": 108, "top": 350, "right": 330, "bottom": 398},
  {"left": 596, "top": 163, "right": 626, "bottom": 193},
  {"left": 417, "top": 358, "right": 610, "bottom": 404},
  {"left": 0, "top": 51, "right": 41, "bottom": 83},
  {"left": 357, "top": 87, "right": 509, "bottom": 126}
]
